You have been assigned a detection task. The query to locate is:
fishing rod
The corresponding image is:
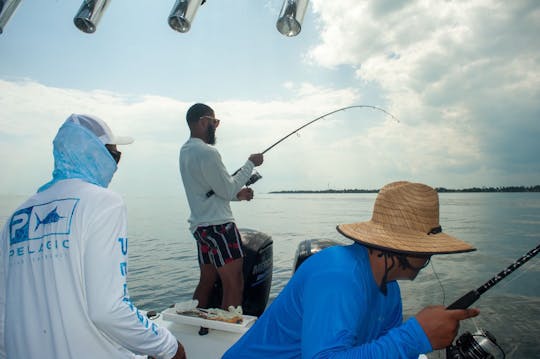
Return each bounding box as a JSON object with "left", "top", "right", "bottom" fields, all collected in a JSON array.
[
  {"left": 444, "top": 244, "right": 539, "bottom": 358},
  {"left": 206, "top": 105, "right": 398, "bottom": 198},
  {"left": 447, "top": 243, "right": 540, "bottom": 310},
  {"left": 261, "top": 105, "right": 399, "bottom": 154}
]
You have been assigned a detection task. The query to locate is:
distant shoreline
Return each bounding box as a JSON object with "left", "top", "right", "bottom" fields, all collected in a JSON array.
[{"left": 269, "top": 185, "right": 540, "bottom": 194}]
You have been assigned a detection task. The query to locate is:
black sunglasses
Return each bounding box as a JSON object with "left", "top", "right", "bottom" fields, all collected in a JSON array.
[
  {"left": 404, "top": 256, "right": 431, "bottom": 271},
  {"left": 106, "top": 146, "right": 122, "bottom": 164}
]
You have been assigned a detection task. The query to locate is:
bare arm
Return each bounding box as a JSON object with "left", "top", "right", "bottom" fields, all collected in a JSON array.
[{"left": 170, "top": 341, "right": 186, "bottom": 359}]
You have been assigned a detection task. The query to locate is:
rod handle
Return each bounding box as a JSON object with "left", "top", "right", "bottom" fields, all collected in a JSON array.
[
  {"left": 205, "top": 168, "right": 255, "bottom": 198},
  {"left": 446, "top": 290, "right": 480, "bottom": 310}
]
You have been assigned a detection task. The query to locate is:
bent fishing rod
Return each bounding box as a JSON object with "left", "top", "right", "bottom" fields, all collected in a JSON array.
[
  {"left": 446, "top": 243, "right": 540, "bottom": 310},
  {"left": 206, "top": 105, "right": 398, "bottom": 198},
  {"left": 261, "top": 105, "right": 399, "bottom": 154}
]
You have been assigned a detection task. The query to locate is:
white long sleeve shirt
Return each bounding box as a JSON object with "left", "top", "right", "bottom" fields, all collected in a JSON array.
[
  {"left": 0, "top": 179, "right": 178, "bottom": 359},
  {"left": 179, "top": 137, "right": 254, "bottom": 232}
]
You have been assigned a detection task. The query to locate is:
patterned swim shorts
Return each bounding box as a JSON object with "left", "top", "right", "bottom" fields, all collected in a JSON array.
[{"left": 193, "top": 222, "right": 244, "bottom": 267}]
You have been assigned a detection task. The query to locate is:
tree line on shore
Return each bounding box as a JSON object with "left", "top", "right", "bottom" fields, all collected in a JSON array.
[{"left": 270, "top": 185, "right": 540, "bottom": 194}]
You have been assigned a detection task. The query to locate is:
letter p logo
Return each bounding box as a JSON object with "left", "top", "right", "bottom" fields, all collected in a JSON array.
[{"left": 10, "top": 211, "right": 30, "bottom": 244}]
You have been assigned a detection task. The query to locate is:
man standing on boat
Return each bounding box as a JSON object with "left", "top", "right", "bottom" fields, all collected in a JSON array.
[
  {"left": 223, "top": 181, "right": 479, "bottom": 358},
  {"left": 179, "top": 103, "right": 263, "bottom": 327},
  {"left": 0, "top": 114, "right": 186, "bottom": 359}
]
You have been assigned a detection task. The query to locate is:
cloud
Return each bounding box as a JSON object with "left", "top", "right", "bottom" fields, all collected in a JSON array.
[
  {"left": 0, "top": 79, "right": 369, "bottom": 195},
  {"left": 3, "top": 2, "right": 540, "bottom": 198},
  {"left": 306, "top": 0, "right": 540, "bottom": 187}
]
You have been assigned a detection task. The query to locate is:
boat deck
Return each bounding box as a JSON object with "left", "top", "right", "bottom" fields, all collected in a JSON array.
[
  {"left": 153, "top": 310, "right": 245, "bottom": 358},
  {"left": 152, "top": 309, "right": 428, "bottom": 359}
]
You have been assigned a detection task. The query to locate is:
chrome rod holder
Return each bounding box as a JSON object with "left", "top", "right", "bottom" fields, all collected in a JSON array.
[
  {"left": 73, "top": 0, "right": 110, "bottom": 34},
  {"left": 168, "top": 0, "right": 204, "bottom": 33},
  {"left": 0, "top": 0, "right": 22, "bottom": 34},
  {"left": 276, "top": 0, "right": 309, "bottom": 37}
]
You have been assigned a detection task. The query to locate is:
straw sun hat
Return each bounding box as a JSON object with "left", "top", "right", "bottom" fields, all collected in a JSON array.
[{"left": 337, "top": 181, "right": 476, "bottom": 256}]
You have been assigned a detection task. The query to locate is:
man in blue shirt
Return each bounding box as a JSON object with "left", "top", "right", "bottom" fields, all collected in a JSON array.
[{"left": 223, "top": 181, "right": 479, "bottom": 358}]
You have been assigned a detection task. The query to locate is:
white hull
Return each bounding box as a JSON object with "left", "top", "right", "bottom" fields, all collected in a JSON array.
[
  {"left": 153, "top": 311, "right": 244, "bottom": 358},
  {"left": 152, "top": 309, "right": 428, "bottom": 359}
]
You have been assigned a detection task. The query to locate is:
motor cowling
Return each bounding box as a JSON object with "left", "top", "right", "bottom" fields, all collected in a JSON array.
[
  {"left": 208, "top": 228, "right": 273, "bottom": 317},
  {"left": 241, "top": 229, "right": 273, "bottom": 316},
  {"left": 293, "top": 238, "right": 342, "bottom": 273}
]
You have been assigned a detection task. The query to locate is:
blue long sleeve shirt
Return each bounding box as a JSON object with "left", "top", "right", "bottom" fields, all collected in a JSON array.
[{"left": 223, "top": 243, "right": 432, "bottom": 358}]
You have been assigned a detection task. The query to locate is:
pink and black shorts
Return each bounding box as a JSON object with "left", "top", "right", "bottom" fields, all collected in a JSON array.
[{"left": 193, "top": 222, "right": 244, "bottom": 267}]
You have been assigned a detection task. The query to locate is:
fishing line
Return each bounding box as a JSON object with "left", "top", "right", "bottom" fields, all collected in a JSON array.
[
  {"left": 206, "top": 105, "right": 398, "bottom": 198},
  {"left": 447, "top": 243, "right": 539, "bottom": 310},
  {"left": 440, "top": 253, "right": 539, "bottom": 307},
  {"left": 261, "top": 105, "right": 399, "bottom": 154},
  {"left": 429, "top": 260, "right": 446, "bottom": 305},
  {"left": 471, "top": 316, "right": 481, "bottom": 333},
  {"left": 493, "top": 258, "right": 539, "bottom": 290},
  {"left": 444, "top": 245, "right": 538, "bottom": 358}
]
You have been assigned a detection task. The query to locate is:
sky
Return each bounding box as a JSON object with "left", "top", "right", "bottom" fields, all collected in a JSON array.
[{"left": 1, "top": 0, "right": 539, "bottom": 197}]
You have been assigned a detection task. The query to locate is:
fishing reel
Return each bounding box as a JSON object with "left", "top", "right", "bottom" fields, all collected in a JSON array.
[
  {"left": 446, "top": 329, "right": 505, "bottom": 359},
  {"left": 206, "top": 171, "right": 262, "bottom": 198},
  {"left": 245, "top": 171, "right": 262, "bottom": 187}
]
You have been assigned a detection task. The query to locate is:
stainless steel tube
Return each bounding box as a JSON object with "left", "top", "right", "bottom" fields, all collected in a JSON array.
[
  {"left": 0, "top": 0, "right": 22, "bottom": 34},
  {"left": 276, "top": 0, "right": 309, "bottom": 37},
  {"left": 73, "top": 0, "right": 110, "bottom": 34},
  {"left": 168, "top": 0, "right": 203, "bottom": 33}
]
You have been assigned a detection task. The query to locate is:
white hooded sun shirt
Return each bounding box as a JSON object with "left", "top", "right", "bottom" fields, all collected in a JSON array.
[{"left": 0, "top": 116, "right": 178, "bottom": 358}]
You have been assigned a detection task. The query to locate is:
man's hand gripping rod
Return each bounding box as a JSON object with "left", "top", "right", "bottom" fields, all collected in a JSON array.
[{"left": 205, "top": 171, "right": 262, "bottom": 198}]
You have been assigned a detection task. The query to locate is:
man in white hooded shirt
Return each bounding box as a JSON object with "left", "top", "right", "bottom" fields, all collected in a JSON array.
[{"left": 0, "top": 114, "right": 186, "bottom": 359}]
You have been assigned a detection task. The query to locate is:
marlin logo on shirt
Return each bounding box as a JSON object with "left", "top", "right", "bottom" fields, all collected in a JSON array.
[
  {"left": 34, "top": 207, "right": 64, "bottom": 231},
  {"left": 9, "top": 198, "right": 79, "bottom": 245}
]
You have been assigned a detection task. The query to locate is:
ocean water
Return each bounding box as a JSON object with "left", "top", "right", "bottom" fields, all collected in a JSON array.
[{"left": 1, "top": 192, "right": 539, "bottom": 358}]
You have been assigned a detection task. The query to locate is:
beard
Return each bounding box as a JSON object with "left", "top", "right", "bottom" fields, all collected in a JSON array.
[{"left": 207, "top": 125, "right": 217, "bottom": 145}]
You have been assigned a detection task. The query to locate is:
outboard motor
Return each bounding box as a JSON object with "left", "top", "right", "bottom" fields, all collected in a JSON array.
[
  {"left": 241, "top": 229, "right": 273, "bottom": 316},
  {"left": 208, "top": 229, "right": 273, "bottom": 317},
  {"left": 293, "top": 238, "right": 342, "bottom": 273}
]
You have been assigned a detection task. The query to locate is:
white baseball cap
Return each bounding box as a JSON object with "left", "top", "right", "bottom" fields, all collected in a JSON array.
[{"left": 66, "top": 113, "right": 134, "bottom": 145}]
